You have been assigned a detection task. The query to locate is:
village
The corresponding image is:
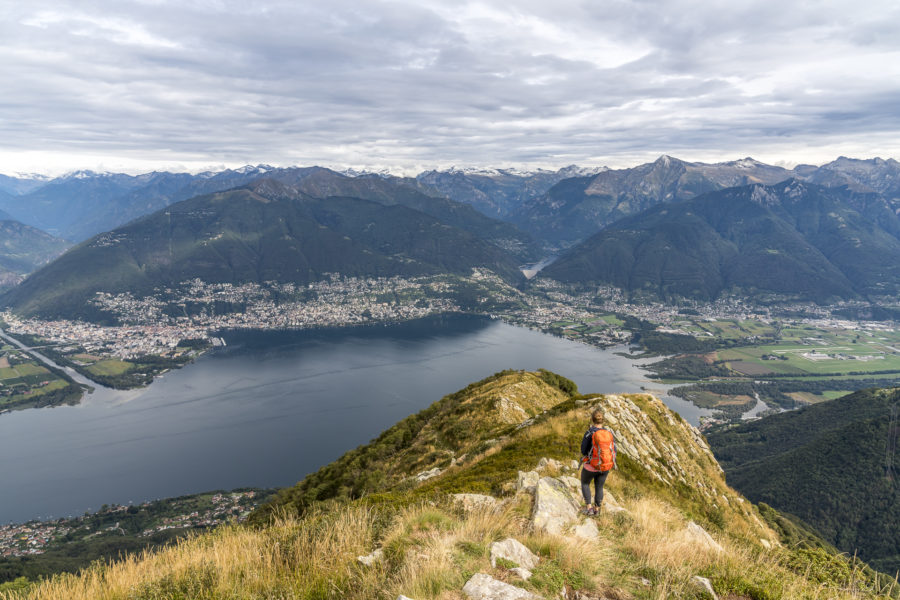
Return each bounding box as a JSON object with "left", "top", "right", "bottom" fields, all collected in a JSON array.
[{"left": 0, "top": 491, "right": 265, "bottom": 559}]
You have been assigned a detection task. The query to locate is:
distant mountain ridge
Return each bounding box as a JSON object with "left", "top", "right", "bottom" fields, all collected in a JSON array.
[
  {"left": 510, "top": 156, "right": 797, "bottom": 247},
  {"left": 542, "top": 179, "right": 900, "bottom": 302},
  {"left": 1, "top": 178, "right": 524, "bottom": 320}
]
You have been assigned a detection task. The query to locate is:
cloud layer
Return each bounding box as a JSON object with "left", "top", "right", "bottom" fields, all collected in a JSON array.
[{"left": 2, "top": 0, "right": 900, "bottom": 174}]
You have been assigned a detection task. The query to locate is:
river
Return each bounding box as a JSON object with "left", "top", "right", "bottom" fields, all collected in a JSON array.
[{"left": 0, "top": 315, "right": 710, "bottom": 523}]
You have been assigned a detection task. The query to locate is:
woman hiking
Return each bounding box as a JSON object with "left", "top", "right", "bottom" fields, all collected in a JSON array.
[{"left": 580, "top": 409, "right": 616, "bottom": 516}]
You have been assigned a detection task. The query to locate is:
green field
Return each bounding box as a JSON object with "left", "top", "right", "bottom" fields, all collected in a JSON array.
[
  {"left": 719, "top": 341, "right": 900, "bottom": 376},
  {"left": 0, "top": 363, "right": 51, "bottom": 380},
  {"left": 681, "top": 319, "right": 777, "bottom": 341},
  {"left": 86, "top": 359, "right": 134, "bottom": 377}
]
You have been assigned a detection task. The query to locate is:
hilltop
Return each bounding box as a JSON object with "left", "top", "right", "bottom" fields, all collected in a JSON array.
[{"left": 4, "top": 370, "right": 895, "bottom": 600}]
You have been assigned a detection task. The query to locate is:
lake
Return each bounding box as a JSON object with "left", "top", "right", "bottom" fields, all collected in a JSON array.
[{"left": 0, "top": 315, "right": 709, "bottom": 523}]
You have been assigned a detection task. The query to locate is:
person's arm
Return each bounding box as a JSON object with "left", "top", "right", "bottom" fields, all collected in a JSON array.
[{"left": 580, "top": 430, "right": 591, "bottom": 457}]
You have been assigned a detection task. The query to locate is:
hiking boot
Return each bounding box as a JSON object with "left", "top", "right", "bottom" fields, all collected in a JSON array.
[{"left": 581, "top": 506, "right": 594, "bottom": 516}]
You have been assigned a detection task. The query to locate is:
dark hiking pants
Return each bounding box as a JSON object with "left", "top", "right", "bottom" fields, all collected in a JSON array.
[{"left": 580, "top": 468, "right": 609, "bottom": 506}]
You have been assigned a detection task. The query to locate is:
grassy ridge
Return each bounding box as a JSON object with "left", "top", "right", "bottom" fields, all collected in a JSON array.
[{"left": 5, "top": 372, "right": 898, "bottom": 599}]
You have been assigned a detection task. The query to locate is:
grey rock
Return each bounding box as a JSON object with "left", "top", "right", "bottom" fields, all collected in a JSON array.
[
  {"left": 357, "top": 548, "right": 384, "bottom": 566},
  {"left": 532, "top": 477, "right": 579, "bottom": 535},
  {"left": 685, "top": 521, "right": 723, "bottom": 553},
  {"left": 690, "top": 576, "right": 719, "bottom": 600},
  {"left": 510, "top": 567, "right": 533, "bottom": 581},
  {"left": 573, "top": 518, "right": 599, "bottom": 541},
  {"left": 490, "top": 537, "right": 540, "bottom": 569},
  {"left": 537, "top": 457, "right": 562, "bottom": 470},
  {"left": 463, "top": 573, "right": 542, "bottom": 599},
  {"left": 601, "top": 491, "right": 628, "bottom": 515},
  {"left": 517, "top": 470, "right": 540, "bottom": 492},
  {"left": 453, "top": 493, "right": 499, "bottom": 512},
  {"left": 569, "top": 460, "right": 580, "bottom": 470},
  {"left": 559, "top": 475, "right": 581, "bottom": 492},
  {"left": 415, "top": 467, "right": 443, "bottom": 482}
]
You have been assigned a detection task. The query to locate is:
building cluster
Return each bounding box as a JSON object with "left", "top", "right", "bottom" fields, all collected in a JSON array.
[
  {"left": 0, "top": 521, "right": 72, "bottom": 558},
  {"left": 3, "top": 271, "right": 898, "bottom": 378},
  {"left": 137, "top": 492, "right": 258, "bottom": 537},
  {"left": 0, "top": 492, "right": 262, "bottom": 557}
]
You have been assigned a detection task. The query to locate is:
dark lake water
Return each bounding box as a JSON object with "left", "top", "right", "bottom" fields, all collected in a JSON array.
[{"left": 0, "top": 315, "right": 710, "bottom": 523}]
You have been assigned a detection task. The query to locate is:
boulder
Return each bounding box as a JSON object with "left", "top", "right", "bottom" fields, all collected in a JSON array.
[
  {"left": 569, "top": 460, "right": 580, "bottom": 470},
  {"left": 690, "top": 576, "right": 719, "bottom": 600},
  {"left": 537, "top": 457, "right": 562, "bottom": 471},
  {"left": 559, "top": 475, "right": 582, "bottom": 493},
  {"left": 453, "top": 493, "right": 499, "bottom": 512},
  {"left": 463, "top": 573, "right": 542, "bottom": 600},
  {"left": 601, "top": 491, "right": 628, "bottom": 515},
  {"left": 490, "top": 537, "right": 540, "bottom": 569},
  {"left": 510, "top": 567, "right": 533, "bottom": 581},
  {"left": 685, "top": 521, "right": 723, "bottom": 553},
  {"left": 517, "top": 470, "right": 540, "bottom": 492},
  {"left": 573, "top": 518, "right": 599, "bottom": 541},
  {"left": 415, "top": 467, "right": 443, "bottom": 482},
  {"left": 357, "top": 548, "right": 384, "bottom": 566},
  {"left": 532, "top": 477, "right": 579, "bottom": 535}
]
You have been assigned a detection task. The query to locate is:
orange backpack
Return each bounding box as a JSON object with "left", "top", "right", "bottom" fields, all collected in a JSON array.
[{"left": 586, "top": 428, "right": 616, "bottom": 472}]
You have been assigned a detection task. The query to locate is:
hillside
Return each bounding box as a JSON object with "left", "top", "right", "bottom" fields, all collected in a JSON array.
[
  {"left": 0, "top": 221, "right": 70, "bottom": 290},
  {"left": 0, "top": 167, "right": 540, "bottom": 259},
  {"left": 542, "top": 179, "right": 900, "bottom": 302},
  {"left": 512, "top": 156, "right": 794, "bottom": 247},
  {"left": 707, "top": 387, "right": 900, "bottom": 574},
  {"left": 1, "top": 179, "right": 524, "bottom": 321},
  {"left": 5, "top": 370, "right": 895, "bottom": 600},
  {"left": 267, "top": 168, "right": 541, "bottom": 260}
]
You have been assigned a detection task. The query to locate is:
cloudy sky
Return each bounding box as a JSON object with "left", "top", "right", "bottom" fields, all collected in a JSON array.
[{"left": 2, "top": 0, "right": 900, "bottom": 175}]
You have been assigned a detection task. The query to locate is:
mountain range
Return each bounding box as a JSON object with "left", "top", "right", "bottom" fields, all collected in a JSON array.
[
  {"left": 542, "top": 179, "right": 900, "bottom": 302},
  {"left": 510, "top": 155, "right": 900, "bottom": 248},
  {"left": 2, "top": 155, "right": 899, "bottom": 250},
  {"left": 1, "top": 178, "right": 524, "bottom": 320},
  {"left": 3, "top": 154, "right": 900, "bottom": 311}
]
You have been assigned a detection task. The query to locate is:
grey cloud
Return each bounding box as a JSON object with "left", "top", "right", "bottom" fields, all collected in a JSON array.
[{"left": 1, "top": 0, "right": 899, "bottom": 173}]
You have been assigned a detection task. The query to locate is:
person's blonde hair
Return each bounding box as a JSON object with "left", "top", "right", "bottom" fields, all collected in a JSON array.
[{"left": 591, "top": 409, "right": 604, "bottom": 425}]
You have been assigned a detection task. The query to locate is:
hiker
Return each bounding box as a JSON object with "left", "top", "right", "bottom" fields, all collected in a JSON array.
[{"left": 580, "top": 409, "right": 616, "bottom": 516}]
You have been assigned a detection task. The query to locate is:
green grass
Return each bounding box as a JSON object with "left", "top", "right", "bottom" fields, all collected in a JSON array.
[{"left": 86, "top": 359, "right": 134, "bottom": 377}]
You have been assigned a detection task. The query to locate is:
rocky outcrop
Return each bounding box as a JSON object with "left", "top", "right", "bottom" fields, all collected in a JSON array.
[
  {"left": 463, "top": 573, "right": 543, "bottom": 600},
  {"left": 517, "top": 470, "right": 540, "bottom": 492},
  {"left": 590, "top": 394, "right": 725, "bottom": 501},
  {"left": 532, "top": 477, "right": 580, "bottom": 535},
  {"left": 573, "top": 518, "right": 599, "bottom": 541},
  {"left": 490, "top": 537, "right": 540, "bottom": 569},
  {"left": 357, "top": 548, "right": 384, "bottom": 566},
  {"left": 690, "top": 575, "right": 719, "bottom": 599},
  {"left": 454, "top": 493, "right": 500, "bottom": 512},
  {"left": 415, "top": 467, "right": 443, "bottom": 482},
  {"left": 685, "top": 521, "right": 723, "bottom": 553}
]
